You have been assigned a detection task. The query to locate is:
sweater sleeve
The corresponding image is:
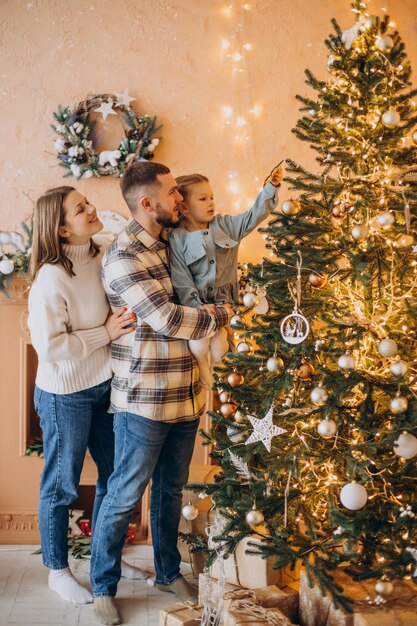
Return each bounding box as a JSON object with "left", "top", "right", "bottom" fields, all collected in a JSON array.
[{"left": 28, "top": 275, "right": 110, "bottom": 363}]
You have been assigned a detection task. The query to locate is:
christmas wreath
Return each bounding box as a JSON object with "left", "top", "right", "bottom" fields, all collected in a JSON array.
[{"left": 52, "top": 92, "right": 162, "bottom": 179}]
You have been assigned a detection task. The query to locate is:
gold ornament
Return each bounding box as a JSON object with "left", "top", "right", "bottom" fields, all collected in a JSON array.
[
  {"left": 375, "top": 579, "right": 394, "bottom": 596},
  {"left": 218, "top": 390, "right": 231, "bottom": 403},
  {"left": 332, "top": 205, "right": 345, "bottom": 219},
  {"left": 378, "top": 338, "right": 398, "bottom": 358},
  {"left": 390, "top": 394, "right": 408, "bottom": 414},
  {"left": 219, "top": 402, "right": 237, "bottom": 418},
  {"left": 281, "top": 199, "right": 301, "bottom": 216},
  {"left": 308, "top": 273, "right": 327, "bottom": 288},
  {"left": 351, "top": 224, "right": 369, "bottom": 241},
  {"left": 227, "top": 370, "right": 245, "bottom": 388},
  {"left": 310, "top": 385, "right": 329, "bottom": 406},
  {"left": 297, "top": 362, "right": 315, "bottom": 380},
  {"left": 382, "top": 109, "right": 400, "bottom": 128}
]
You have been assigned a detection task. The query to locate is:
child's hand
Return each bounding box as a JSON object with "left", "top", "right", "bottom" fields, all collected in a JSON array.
[
  {"left": 264, "top": 162, "right": 283, "bottom": 187},
  {"left": 105, "top": 307, "right": 136, "bottom": 340}
]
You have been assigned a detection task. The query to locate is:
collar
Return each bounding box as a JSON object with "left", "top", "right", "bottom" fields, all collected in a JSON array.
[{"left": 126, "top": 218, "right": 168, "bottom": 252}]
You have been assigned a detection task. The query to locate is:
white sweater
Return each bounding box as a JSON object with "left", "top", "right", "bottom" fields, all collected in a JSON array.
[{"left": 28, "top": 243, "right": 112, "bottom": 394}]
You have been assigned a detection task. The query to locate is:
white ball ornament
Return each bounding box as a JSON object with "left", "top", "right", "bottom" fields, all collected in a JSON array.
[
  {"left": 351, "top": 224, "right": 369, "bottom": 241},
  {"left": 390, "top": 395, "right": 408, "bottom": 414},
  {"left": 390, "top": 359, "right": 408, "bottom": 377},
  {"left": 230, "top": 314, "right": 243, "bottom": 327},
  {"left": 243, "top": 292, "right": 259, "bottom": 308},
  {"left": 394, "top": 432, "right": 417, "bottom": 459},
  {"left": 237, "top": 341, "right": 251, "bottom": 354},
  {"left": 340, "top": 482, "right": 368, "bottom": 510},
  {"left": 377, "top": 212, "right": 395, "bottom": 229},
  {"left": 382, "top": 109, "right": 400, "bottom": 128},
  {"left": 376, "top": 35, "right": 394, "bottom": 52},
  {"left": 182, "top": 503, "right": 199, "bottom": 521},
  {"left": 375, "top": 579, "right": 394, "bottom": 596},
  {"left": 266, "top": 356, "right": 284, "bottom": 373},
  {"left": 281, "top": 199, "right": 300, "bottom": 216},
  {"left": 0, "top": 259, "right": 15, "bottom": 275},
  {"left": 338, "top": 352, "right": 356, "bottom": 370},
  {"left": 378, "top": 338, "right": 398, "bottom": 358},
  {"left": 308, "top": 108, "right": 317, "bottom": 117},
  {"left": 245, "top": 507, "right": 264, "bottom": 527},
  {"left": 227, "top": 426, "right": 246, "bottom": 443},
  {"left": 317, "top": 418, "right": 338, "bottom": 438},
  {"left": 310, "top": 386, "right": 329, "bottom": 406}
]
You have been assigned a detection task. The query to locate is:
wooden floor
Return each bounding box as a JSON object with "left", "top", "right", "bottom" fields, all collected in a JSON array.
[{"left": 0, "top": 544, "right": 195, "bottom": 625}]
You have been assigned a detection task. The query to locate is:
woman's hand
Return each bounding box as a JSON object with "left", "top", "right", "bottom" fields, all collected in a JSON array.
[{"left": 105, "top": 307, "right": 136, "bottom": 340}]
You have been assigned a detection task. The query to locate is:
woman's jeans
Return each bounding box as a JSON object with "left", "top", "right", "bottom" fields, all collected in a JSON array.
[
  {"left": 34, "top": 379, "right": 114, "bottom": 570},
  {"left": 90, "top": 412, "right": 199, "bottom": 597}
]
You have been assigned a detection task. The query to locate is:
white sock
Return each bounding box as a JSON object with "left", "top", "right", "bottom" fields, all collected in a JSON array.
[
  {"left": 120, "top": 559, "right": 151, "bottom": 580},
  {"left": 48, "top": 567, "right": 93, "bottom": 604}
]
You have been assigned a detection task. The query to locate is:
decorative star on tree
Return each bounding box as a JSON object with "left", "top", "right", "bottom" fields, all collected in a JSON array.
[
  {"left": 95, "top": 99, "right": 117, "bottom": 121},
  {"left": 245, "top": 406, "right": 287, "bottom": 452},
  {"left": 115, "top": 88, "right": 136, "bottom": 108}
]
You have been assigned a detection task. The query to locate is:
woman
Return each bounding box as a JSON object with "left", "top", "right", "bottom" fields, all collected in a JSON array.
[{"left": 28, "top": 186, "right": 145, "bottom": 604}]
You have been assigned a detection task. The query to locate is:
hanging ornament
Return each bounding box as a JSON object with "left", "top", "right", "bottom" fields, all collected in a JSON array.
[
  {"left": 297, "top": 361, "right": 315, "bottom": 380},
  {"left": 253, "top": 287, "right": 269, "bottom": 315},
  {"left": 412, "top": 131, "right": 417, "bottom": 144},
  {"left": 376, "top": 35, "right": 394, "bottom": 52},
  {"left": 245, "top": 406, "right": 287, "bottom": 452},
  {"left": 363, "top": 15, "right": 377, "bottom": 30},
  {"left": 182, "top": 503, "right": 199, "bottom": 521},
  {"left": 308, "top": 273, "right": 327, "bottom": 288},
  {"left": 351, "top": 224, "right": 369, "bottom": 241},
  {"left": 218, "top": 390, "right": 231, "bottom": 403},
  {"left": 378, "top": 338, "right": 398, "bottom": 358},
  {"left": 327, "top": 54, "right": 336, "bottom": 70},
  {"left": 396, "top": 233, "right": 414, "bottom": 247},
  {"left": 332, "top": 205, "right": 345, "bottom": 219},
  {"left": 390, "top": 359, "right": 408, "bottom": 377},
  {"left": 338, "top": 352, "right": 356, "bottom": 370},
  {"left": 376, "top": 212, "right": 395, "bottom": 229},
  {"left": 230, "top": 313, "right": 243, "bottom": 327},
  {"left": 227, "top": 370, "right": 244, "bottom": 388},
  {"left": 310, "top": 385, "right": 329, "bottom": 406},
  {"left": 0, "top": 258, "right": 14, "bottom": 275},
  {"left": 281, "top": 251, "right": 310, "bottom": 344},
  {"left": 266, "top": 355, "right": 284, "bottom": 373},
  {"left": 281, "top": 199, "right": 301, "bottom": 216},
  {"left": 245, "top": 505, "right": 264, "bottom": 527},
  {"left": 340, "top": 482, "right": 368, "bottom": 510},
  {"left": 308, "top": 108, "right": 317, "bottom": 117},
  {"left": 227, "top": 426, "right": 246, "bottom": 443},
  {"left": 234, "top": 409, "right": 246, "bottom": 424},
  {"left": 242, "top": 288, "right": 259, "bottom": 309},
  {"left": 237, "top": 340, "right": 251, "bottom": 354},
  {"left": 390, "top": 393, "right": 408, "bottom": 414},
  {"left": 219, "top": 401, "right": 237, "bottom": 418},
  {"left": 374, "top": 579, "right": 394, "bottom": 596},
  {"left": 394, "top": 432, "right": 417, "bottom": 459},
  {"left": 317, "top": 418, "right": 338, "bottom": 438},
  {"left": 341, "top": 23, "right": 361, "bottom": 50},
  {"left": 382, "top": 109, "right": 400, "bottom": 128}
]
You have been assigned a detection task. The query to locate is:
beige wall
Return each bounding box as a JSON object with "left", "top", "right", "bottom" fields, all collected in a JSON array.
[{"left": 1, "top": 0, "right": 416, "bottom": 263}]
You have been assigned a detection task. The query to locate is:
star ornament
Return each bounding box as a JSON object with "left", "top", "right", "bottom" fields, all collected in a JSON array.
[
  {"left": 115, "top": 88, "right": 136, "bottom": 108},
  {"left": 95, "top": 100, "right": 117, "bottom": 122},
  {"left": 245, "top": 406, "right": 287, "bottom": 452}
]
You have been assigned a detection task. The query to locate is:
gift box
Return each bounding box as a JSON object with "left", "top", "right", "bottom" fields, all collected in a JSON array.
[
  {"left": 224, "top": 604, "right": 294, "bottom": 625},
  {"left": 299, "top": 569, "right": 417, "bottom": 626},
  {"left": 159, "top": 602, "right": 202, "bottom": 626}
]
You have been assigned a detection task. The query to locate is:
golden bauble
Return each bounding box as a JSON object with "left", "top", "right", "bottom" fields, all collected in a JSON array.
[
  {"left": 281, "top": 199, "right": 301, "bottom": 216},
  {"left": 227, "top": 371, "right": 245, "bottom": 388},
  {"left": 218, "top": 390, "right": 231, "bottom": 403},
  {"left": 332, "top": 206, "right": 345, "bottom": 219},
  {"left": 297, "top": 362, "right": 315, "bottom": 380},
  {"left": 219, "top": 402, "right": 237, "bottom": 418},
  {"left": 308, "top": 273, "right": 327, "bottom": 288}
]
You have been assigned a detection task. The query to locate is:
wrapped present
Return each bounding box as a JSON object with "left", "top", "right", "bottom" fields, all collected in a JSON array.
[
  {"left": 159, "top": 601, "right": 202, "bottom": 626},
  {"left": 224, "top": 602, "right": 294, "bottom": 625},
  {"left": 299, "top": 569, "right": 417, "bottom": 626}
]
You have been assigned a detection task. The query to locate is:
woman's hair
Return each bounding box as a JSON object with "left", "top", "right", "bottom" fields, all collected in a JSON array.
[
  {"left": 29, "top": 186, "right": 99, "bottom": 282},
  {"left": 175, "top": 173, "right": 209, "bottom": 202}
]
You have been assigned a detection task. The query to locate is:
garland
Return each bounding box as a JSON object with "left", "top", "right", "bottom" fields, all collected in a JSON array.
[
  {"left": 52, "top": 92, "right": 162, "bottom": 179},
  {"left": 0, "top": 221, "right": 32, "bottom": 298}
]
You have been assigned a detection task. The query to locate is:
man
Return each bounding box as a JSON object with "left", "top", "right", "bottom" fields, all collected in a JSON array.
[{"left": 90, "top": 161, "right": 230, "bottom": 626}]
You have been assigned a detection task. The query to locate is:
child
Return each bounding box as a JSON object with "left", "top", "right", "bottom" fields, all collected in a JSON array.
[{"left": 170, "top": 165, "right": 282, "bottom": 389}]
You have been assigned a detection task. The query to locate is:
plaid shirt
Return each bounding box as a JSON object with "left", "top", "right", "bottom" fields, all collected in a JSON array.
[{"left": 102, "top": 218, "right": 229, "bottom": 422}]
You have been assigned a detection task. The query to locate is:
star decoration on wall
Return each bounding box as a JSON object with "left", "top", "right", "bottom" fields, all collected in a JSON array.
[
  {"left": 245, "top": 406, "right": 287, "bottom": 452},
  {"left": 115, "top": 88, "right": 136, "bottom": 108},
  {"left": 95, "top": 100, "right": 117, "bottom": 122}
]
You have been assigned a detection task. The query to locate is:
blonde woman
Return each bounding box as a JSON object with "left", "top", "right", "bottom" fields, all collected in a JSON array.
[{"left": 28, "top": 186, "right": 143, "bottom": 605}]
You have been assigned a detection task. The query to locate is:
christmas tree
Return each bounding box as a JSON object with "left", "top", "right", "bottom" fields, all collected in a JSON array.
[{"left": 185, "top": 1, "right": 417, "bottom": 610}]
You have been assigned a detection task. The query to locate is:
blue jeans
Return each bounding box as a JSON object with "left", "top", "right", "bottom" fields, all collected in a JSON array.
[
  {"left": 90, "top": 412, "right": 199, "bottom": 597},
  {"left": 34, "top": 379, "right": 114, "bottom": 570}
]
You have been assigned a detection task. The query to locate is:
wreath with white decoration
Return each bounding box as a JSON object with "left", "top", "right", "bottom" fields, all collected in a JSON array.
[{"left": 52, "top": 92, "right": 162, "bottom": 179}]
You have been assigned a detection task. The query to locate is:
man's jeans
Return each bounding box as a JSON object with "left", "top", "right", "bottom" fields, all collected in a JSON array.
[
  {"left": 90, "top": 412, "right": 199, "bottom": 597},
  {"left": 34, "top": 380, "right": 114, "bottom": 570}
]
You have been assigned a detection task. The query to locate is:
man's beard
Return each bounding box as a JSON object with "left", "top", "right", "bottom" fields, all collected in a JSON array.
[{"left": 154, "top": 202, "right": 179, "bottom": 228}]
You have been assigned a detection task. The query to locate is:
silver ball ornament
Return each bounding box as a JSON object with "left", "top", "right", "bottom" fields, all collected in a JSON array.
[
  {"left": 376, "top": 35, "right": 394, "bottom": 52},
  {"left": 375, "top": 580, "right": 394, "bottom": 596},
  {"left": 390, "top": 395, "right": 408, "bottom": 414},
  {"left": 266, "top": 356, "right": 284, "bottom": 373},
  {"left": 377, "top": 212, "right": 395, "bottom": 229},
  {"left": 378, "top": 338, "right": 398, "bottom": 358},
  {"left": 382, "top": 109, "right": 400, "bottom": 128},
  {"left": 245, "top": 507, "right": 264, "bottom": 527},
  {"left": 338, "top": 352, "right": 356, "bottom": 370},
  {"left": 351, "top": 224, "right": 369, "bottom": 241},
  {"left": 310, "top": 386, "right": 329, "bottom": 406},
  {"left": 340, "top": 482, "right": 368, "bottom": 510},
  {"left": 237, "top": 341, "right": 251, "bottom": 354},
  {"left": 182, "top": 503, "right": 199, "bottom": 521},
  {"left": 394, "top": 432, "right": 417, "bottom": 459},
  {"left": 281, "top": 199, "right": 300, "bottom": 216},
  {"left": 0, "top": 259, "right": 15, "bottom": 275},
  {"left": 230, "top": 314, "right": 243, "bottom": 327},
  {"left": 390, "top": 359, "right": 408, "bottom": 377},
  {"left": 243, "top": 292, "right": 259, "bottom": 308},
  {"left": 317, "top": 419, "right": 338, "bottom": 438}
]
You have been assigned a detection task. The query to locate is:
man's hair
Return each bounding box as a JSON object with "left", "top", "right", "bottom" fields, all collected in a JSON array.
[
  {"left": 175, "top": 173, "right": 209, "bottom": 201},
  {"left": 120, "top": 161, "right": 170, "bottom": 213}
]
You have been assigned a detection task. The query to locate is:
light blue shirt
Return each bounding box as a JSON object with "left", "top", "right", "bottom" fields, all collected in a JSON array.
[{"left": 169, "top": 182, "right": 278, "bottom": 307}]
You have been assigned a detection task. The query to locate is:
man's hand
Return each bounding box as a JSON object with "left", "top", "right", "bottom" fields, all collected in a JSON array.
[
  {"left": 263, "top": 162, "right": 284, "bottom": 187},
  {"left": 201, "top": 304, "right": 217, "bottom": 315}
]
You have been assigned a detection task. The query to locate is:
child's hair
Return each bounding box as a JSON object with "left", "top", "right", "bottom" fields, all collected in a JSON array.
[
  {"left": 175, "top": 174, "right": 209, "bottom": 202},
  {"left": 29, "top": 186, "right": 99, "bottom": 283}
]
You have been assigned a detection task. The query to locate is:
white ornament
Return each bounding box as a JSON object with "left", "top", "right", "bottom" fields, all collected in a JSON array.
[
  {"left": 317, "top": 418, "right": 338, "bottom": 438},
  {"left": 68, "top": 146, "right": 79, "bottom": 157},
  {"left": 182, "top": 503, "right": 199, "bottom": 521},
  {"left": 83, "top": 169, "right": 94, "bottom": 179},
  {"left": 115, "top": 88, "right": 136, "bottom": 108},
  {"left": 378, "top": 338, "right": 398, "bottom": 358},
  {"left": 377, "top": 212, "right": 395, "bottom": 228},
  {"left": 54, "top": 138, "right": 66, "bottom": 151},
  {"left": 390, "top": 395, "right": 408, "bottom": 414},
  {"left": 72, "top": 121, "right": 84, "bottom": 133},
  {"left": 227, "top": 426, "right": 246, "bottom": 443},
  {"left": 340, "top": 482, "right": 368, "bottom": 510},
  {"left": 280, "top": 311, "right": 310, "bottom": 345},
  {"left": 310, "top": 386, "right": 329, "bottom": 406},
  {"left": 338, "top": 352, "right": 356, "bottom": 370},
  {"left": 394, "top": 433, "right": 417, "bottom": 459},
  {"left": 351, "top": 224, "right": 369, "bottom": 241},
  {"left": 0, "top": 259, "right": 15, "bottom": 275},
  {"left": 245, "top": 506, "right": 264, "bottom": 527},
  {"left": 98, "top": 149, "right": 122, "bottom": 168},
  {"left": 390, "top": 359, "right": 408, "bottom": 377},
  {"left": 266, "top": 355, "right": 284, "bottom": 373},
  {"left": 363, "top": 15, "right": 377, "bottom": 30},
  {"left": 341, "top": 23, "right": 361, "bottom": 50},
  {"left": 308, "top": 108, "right": 317, "bottom": 117},
  {"left": 281, "top": 199, "right": 300, "bottom": 216},
  {"left": 253, "top": 288, "right": 269, "bottom": 315},
  {"left": 327, "top": 55, "right": 336, "bottom": 69},
  {"left": 230, "top": 314, "right": 243, "bottom": 327},
  {"left": 376, "top": 35, "right": 394, "bottom": 52},
  {"left": 237, "top": 341, "right": 251, "bottom": 354},
  {"left": 243, "top": 291, "right": 259, "bottom": 308},
  {"left": 70, "top": 164, "right": 82, "bottom": 177},
  {"left": 245, "top": 406, "right": 287, "bottom": 453},
  {"left": 95, "top": 99, "right": 117, "bottom": 122},
  {"left": 382, "top": 110, "right": 400, "bottom": 128}
]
